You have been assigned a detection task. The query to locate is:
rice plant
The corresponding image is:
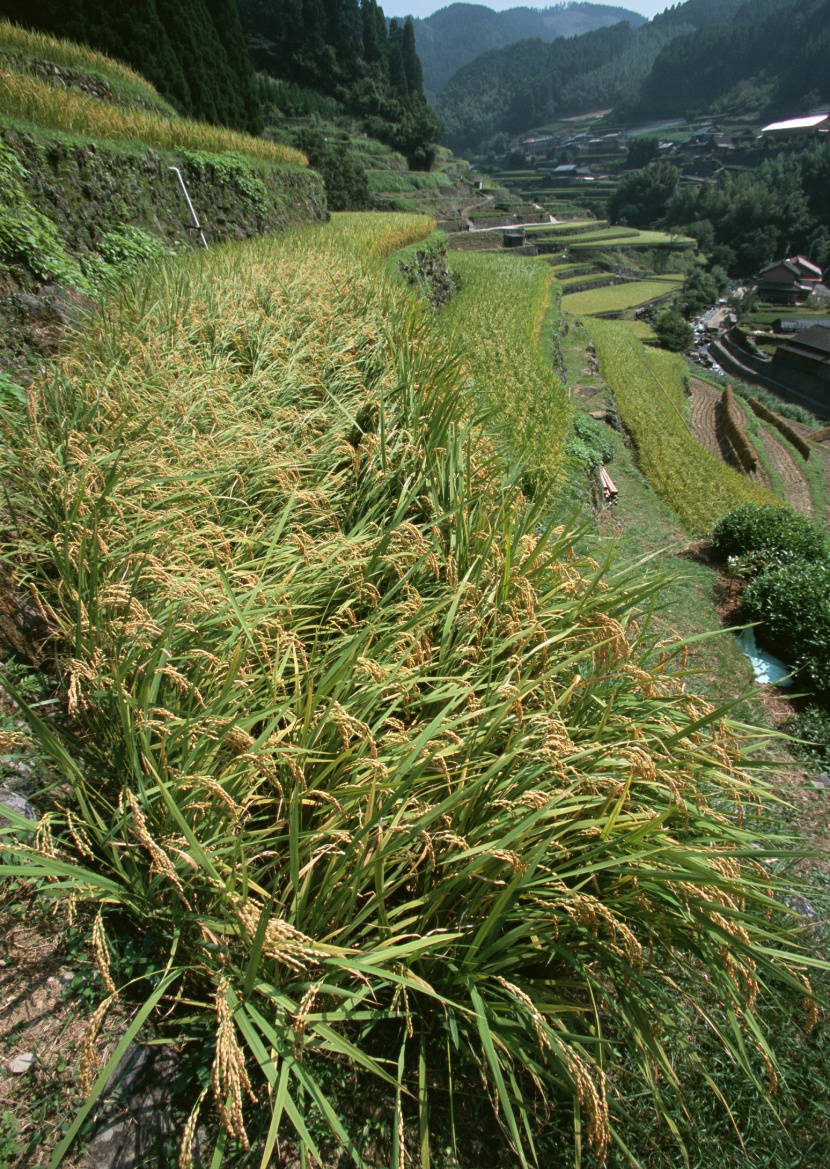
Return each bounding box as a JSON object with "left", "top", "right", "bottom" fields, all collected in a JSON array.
[
  {"left": 0, "top": 18, "right": 174, "bottom": 113},
  {"left": 0, "top": 68, "right": 306, "bottom": 169},
  {"left": 0, "top": 217, "right": 820, "bottom": 1168},
  {"left": 564, "top": 279, "right": 683, "bottom": 316},
  {"left": 440, "top": 251, "right": 571, "bottom": 483},
  {"left": 590, "top": 320, "right": 779, "bottom": 534}
]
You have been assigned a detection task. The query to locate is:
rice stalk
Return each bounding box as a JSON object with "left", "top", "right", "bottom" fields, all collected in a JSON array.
[{"left": 0, "top": 215, "right": 821, "bottom": 1166}]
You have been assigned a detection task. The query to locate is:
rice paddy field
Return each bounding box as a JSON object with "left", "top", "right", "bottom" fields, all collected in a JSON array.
[
  {"left": 589, "top": 319, "right": 778, "bottom": 532},
  {"left": 0, "top": 212, "right": 825, "bottom": 1167},
  {"left": 0, "top": 19, "right": 176, "bottom": 114},
  {"left": 565, "top": 277, "right": 683, "bottom": 315},
  {"left": 0, "top": 57, "right": 306, "bottom": 169},
  {"left": 438, "top": 250, "right": 571, "bottom": 477}
]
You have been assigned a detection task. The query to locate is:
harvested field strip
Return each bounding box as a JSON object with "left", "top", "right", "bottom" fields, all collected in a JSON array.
[
  {"left": 721, "top": 385, "right": 757, "bottom": 474},
  {"left": 688, "top": 379, "right": 769, "bottom": 487},
  {"left": 748, "top": 398, "right": 812, "bottom": 460},
  {"left": 591, "top": 321, "right": 777, "bottom": 532},
  {"left": 564, "top": 278, "right": 683, "bottom": 316},
  {"left": 440, "top": 250, "right": 571, "bottom": 476}
]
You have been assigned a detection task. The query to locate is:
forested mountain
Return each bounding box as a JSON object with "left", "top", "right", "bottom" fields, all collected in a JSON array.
[
  {"left": 409, "top": 2, "right": 645, "bottom": 97},
  {"left": 435, "top": 19, "right": 670, "bottom": 150},
  {"left": 0, "top": 0, "right": 263, "bottom": 133},
  {"left": 434, "top": 0, "right": 819, "bottom": 152},
  {"left": 239, "top": 0, "right": 441, "bottom": 165},
  {"left": 634, "top": 0, "right": 830, "bottom": 119}
]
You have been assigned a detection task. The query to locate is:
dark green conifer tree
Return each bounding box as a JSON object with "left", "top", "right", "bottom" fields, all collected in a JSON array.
[{"left": 400, "top": 18, "right": 422, "bottom": 99}]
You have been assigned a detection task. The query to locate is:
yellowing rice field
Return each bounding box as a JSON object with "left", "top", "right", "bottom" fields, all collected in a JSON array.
[
  {"left": 565, "top": 277, "right": 683, "bottom": 315},
  {"left": 590, "top": 319, "right": 778, "bottom": 532},
  {"left": 0, "top": 19, "right": 174, "bottom": 112},
  {"left": 0, "top": 213, "right": 814, "bottom": 1166},
  {"left": 440, "top": 250, "right": 571, "bottom": 478},
  {"left": 0, "top": 68, "right": 307, "bottom": 168}
]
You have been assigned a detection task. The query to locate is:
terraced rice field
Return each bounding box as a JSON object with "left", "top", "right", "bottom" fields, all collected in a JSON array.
[
  {"left": 590, "top": 321, "right": 776, "bottom": 532},
  {"left": 688, "top": 378, "right": 813, "bottom": 516},
  {"left": 440, "top": 250, "right": 571, "bottom": 476},
  {"left": 569, "top": 229, "right": 695, "bottom": 250},
  {"left": 560, "top": 272, "right": 617, "bottom": 290},
  {"left": 564, "top": 277, "right": 683, "bottom": 315}
]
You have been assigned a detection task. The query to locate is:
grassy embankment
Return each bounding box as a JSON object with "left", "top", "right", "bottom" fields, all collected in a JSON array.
[{"left": 1, "top": 212, "right": 821, "bottom": 1167}]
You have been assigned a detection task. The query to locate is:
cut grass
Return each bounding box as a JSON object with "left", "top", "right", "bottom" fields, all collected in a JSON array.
[
  {"left": 589, "top": 319, "right": 779, "bottom": 533},
  {"left": 0, "top": 68, "right": 307, "bottom": 168},
  {"left": 0, "top": 211, "right": 819, "bottom": 1167}
]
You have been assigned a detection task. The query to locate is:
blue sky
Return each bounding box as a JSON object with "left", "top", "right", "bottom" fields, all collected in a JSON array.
[{"left": 384, "top": 0, "right": 670, "bottom": 20}]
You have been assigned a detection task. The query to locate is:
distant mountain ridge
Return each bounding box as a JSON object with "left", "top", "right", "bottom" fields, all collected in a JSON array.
[
  {"left": 433, "top": 0, "right": 815, "bottom": 151},
  {"left": 409, "top": 2, "right": 646, "bottom": 96}
]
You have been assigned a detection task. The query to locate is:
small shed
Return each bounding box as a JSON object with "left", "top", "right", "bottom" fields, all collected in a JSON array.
[{"left": 503, "top": 230, "right": 526, "bottom": 249}]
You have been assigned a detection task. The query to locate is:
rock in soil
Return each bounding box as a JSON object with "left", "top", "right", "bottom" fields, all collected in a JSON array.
[
  {"left": 8, "top": 1051, "right": 36, "bottom": 1074},
  {"left": 77, "top": 1044, "right": 182, "bottom": 1169},
  {"left": 0, "top": 787, "right": 37, "bottom": 833}
]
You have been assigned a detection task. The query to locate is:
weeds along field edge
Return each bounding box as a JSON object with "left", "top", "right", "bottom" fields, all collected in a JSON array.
[
  {"left": 0, "top": 217, "right": 822, "bottom": 1166},
  {"left": 590, "top": 318, "right": 779, "bottom": 534},
  {"left": 440, "top": 250, "right": 571, "bottom": 483},
  {"left": 0, "top": 69, "right": 307, "bottom": 168}
]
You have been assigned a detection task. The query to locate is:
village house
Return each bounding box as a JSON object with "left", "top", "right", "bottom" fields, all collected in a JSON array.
[
  {"left": 755, "top": 255, "right": 824, "bottom": 303},
  {"left": 771, "top": 323, "right": 830, "bottom": 405},
  {"left": 760, "top": 113, "right": 830, "bottom": 139}
]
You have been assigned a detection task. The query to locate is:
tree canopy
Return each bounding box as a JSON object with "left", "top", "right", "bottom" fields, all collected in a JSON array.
[{"left": 238, "top": 0, "right": 441, "bottom": 166}]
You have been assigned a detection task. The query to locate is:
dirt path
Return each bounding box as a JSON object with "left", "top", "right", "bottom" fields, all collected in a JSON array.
[
  {"left": 790, "top": 419, "right": 830, "bottom": 527},
  {"left": 460, "top": 193, "right": 494, "bottom": 222}
]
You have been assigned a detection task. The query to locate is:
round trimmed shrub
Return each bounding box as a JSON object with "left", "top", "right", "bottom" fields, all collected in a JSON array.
[
  {"left": 711, "top": 504, "right": 827, "bottom": 570},
  {"left": 742, "top": 560, "right": 830, "bottom": 695},
  {"left": 789, "top": 703, "right": 830, "bottom": 767}
]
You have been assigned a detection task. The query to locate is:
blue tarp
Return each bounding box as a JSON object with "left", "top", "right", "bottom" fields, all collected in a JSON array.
[{"left": 737, "top": 627, "right": 793, "bottom": 687}]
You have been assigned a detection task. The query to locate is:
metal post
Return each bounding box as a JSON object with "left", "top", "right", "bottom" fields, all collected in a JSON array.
[{"left": 168, "top": 166, "right": 208, "bottom": 249}]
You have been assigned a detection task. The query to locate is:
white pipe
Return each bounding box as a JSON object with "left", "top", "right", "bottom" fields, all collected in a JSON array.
[{"left": 168, "top": 166, "right": 208, "bottom": 249}]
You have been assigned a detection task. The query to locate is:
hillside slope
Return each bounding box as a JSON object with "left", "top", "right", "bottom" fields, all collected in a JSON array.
[
  {"left": 436, "top": 19, "right": 669, "bottom": 150},
  {"left": 0, "top": 0, "right": 262, "bottom": 132},
  {"left": 634, "top": 0, "right": 830, "bottom": 119},
  {"left": 411, "top": 1, "right": 646, "bottom": 96},
  {"left": 433, "top": 0, "right": 773, "bottom": 151}
]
